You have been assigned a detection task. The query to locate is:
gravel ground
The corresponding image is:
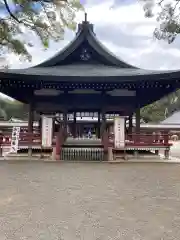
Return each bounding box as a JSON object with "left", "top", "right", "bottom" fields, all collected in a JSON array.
[{"left": 0, "top": 162, "right": 180, "bottom": 240}]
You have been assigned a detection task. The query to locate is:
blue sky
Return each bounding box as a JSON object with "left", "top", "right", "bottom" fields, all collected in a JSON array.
[{"left": 1, "top": 0, "right": 180, "bottom": 70}]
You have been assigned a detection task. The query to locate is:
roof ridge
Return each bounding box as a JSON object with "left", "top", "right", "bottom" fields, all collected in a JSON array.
[{"left": 33, "top": 19, "right": 138, "bottom": 68}]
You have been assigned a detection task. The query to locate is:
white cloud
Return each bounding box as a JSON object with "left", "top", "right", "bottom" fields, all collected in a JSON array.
[
  {"left": 84, "top": 0, "right": 180, "bottom": 70},
  {"left": 86, "top": 0, "right": 153, "bottom": 24},
  {"left": 2, "top": 0, "right": 180, "bottom": 71}
]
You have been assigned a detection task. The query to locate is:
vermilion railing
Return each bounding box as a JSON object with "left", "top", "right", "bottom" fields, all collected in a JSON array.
[
  {"left": 125, "top": 134, "right": 171, "bottom": 146},
  {"left": 0, "top": 130, "right": 67, "bottom": 147},
  {"left": 108, "top": 132, "right": 171, "bottom": 147},
  {"left": 0, "top": 132, "right": 41, "bottom": 146},
  {"left": 0, "top": 131, "right": 172, "bottom": 148}
]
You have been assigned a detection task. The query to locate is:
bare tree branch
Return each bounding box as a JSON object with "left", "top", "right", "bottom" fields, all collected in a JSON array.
[{"left": 3, "top": 0, "right": 21, "bottom": 23}]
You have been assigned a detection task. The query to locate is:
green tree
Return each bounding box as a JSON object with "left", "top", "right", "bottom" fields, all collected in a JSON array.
[
  {"left": 138, "top": 0, "right": 180, "bottom": 121},
  {"left": 140, "top": 90, "right": 180, "bottom": 123},
  {"left": 0, "top": 0, "right": 83, "bottom": 60},
  {"left": 140, "top": 0, "right": 180, "bottom": 43},
  {"left": 0, "top": 98, "right": 28, "bottom": 120},
  {"left": 141, "top": 102, "right": 166, "bottom": 123}
]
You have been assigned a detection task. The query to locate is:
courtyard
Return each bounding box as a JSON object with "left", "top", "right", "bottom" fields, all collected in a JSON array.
[{"left": 0, "top": 162, "right": 180, "bottom": 240}]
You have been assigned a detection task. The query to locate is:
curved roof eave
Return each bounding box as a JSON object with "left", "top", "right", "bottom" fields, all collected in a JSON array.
[
  {"left": 1, "top": 65, "right": 180, "bottom": 79},
  {"left": 33, "top": 20, "right": 139, "bottom": 69},
  {"left": 34, "top": 30, "right": 85, "bottom": 67}
]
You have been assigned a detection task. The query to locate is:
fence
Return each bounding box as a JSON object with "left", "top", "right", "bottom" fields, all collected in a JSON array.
[
  {"left": 0, "top": 132, "right": 171, "bottom": 146},
  {"left": 60, "top": 147, "right": 104, "bottom": 161},
  {"left": 126, "top": 133, "right": 170, "bottom": 146},
  {"left": 0, "top": 132, "right": 41, "bottom": 147}
]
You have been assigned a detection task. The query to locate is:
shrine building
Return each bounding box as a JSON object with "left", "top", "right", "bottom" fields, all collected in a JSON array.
[{"left": 0, "top": 15, "right": 179, "bottom": 161}]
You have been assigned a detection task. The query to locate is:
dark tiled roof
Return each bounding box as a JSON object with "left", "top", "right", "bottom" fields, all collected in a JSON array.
[
  {"left": 1, "top": 64, "right": 179, "bottom": 79},
  {"left": 35, "top": 19, "right": 137, "bottom": 68},
  {"left": 1, "top": 19, "right": 180, "bottom": 83}
]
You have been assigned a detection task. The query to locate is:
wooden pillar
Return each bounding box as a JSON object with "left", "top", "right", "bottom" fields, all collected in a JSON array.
[
  {"left": 73, "top": 112, "right": 77, "bottom": 138},
  {"left": 38, "top": 114, "right": 42, "bottom": 136},
  {"left": 164, "top": 131, "right": 169, "bottom": 159},
  {"left": 101, "top": 110, "right": 106, "bottom": 137},
  {"left": 38, "top": 114, "right": 43, "bottom": 159},
  {"left": 101, "top": 111, "right": 108, "bottom": 161},
  {"left": 135, "top": 105, "right": 140, "bottom": 134},
  {"left": 78, "top": 123, "right": 81, "bottom": 138},
  {"left": 164, "top": 149, "right": 170, "bottom": 159},
  {"left": 135, "top": 105, "right": 140, "bottom": 157},
  {"left": 63, "top": 110, "right": 68, "bottom": 137},
  {"left": 0, "top": 131, "right": 3, "bottom": 157},
  {"left": 28, "top": 102, "right": 34, "bottom": 158},
  {"left": 97, "top": 111, "right": 101, "bottom": 138},
  {"left": 128, "top": 114, "right": 133, "bottom": 134},
  {"left": 55, "top": 125, "right": 61, "bottom": 160},
  {"left": 155, "top": 150, "right": 159, "bottom": 155}
]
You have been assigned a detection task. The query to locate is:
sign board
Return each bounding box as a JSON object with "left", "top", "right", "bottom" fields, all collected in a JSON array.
[
  {"left": 41, "top": 116, "right": 53, "bottom": 147},
  {"left": 10, "top": 126, "right": 21, "bottom": 153},
  {"left": 114, "top": 117, "right": 125, "bottom": 148}
]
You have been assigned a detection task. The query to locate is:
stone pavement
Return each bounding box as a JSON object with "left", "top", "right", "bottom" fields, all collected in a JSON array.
[{"left": 0, "top": 162, "right": 180, "bottom": 240}]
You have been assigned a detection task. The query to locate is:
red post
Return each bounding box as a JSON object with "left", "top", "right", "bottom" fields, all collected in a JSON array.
[
  {"left": 102, "top": 131, "right": 109, "bottom": 152},
  {"left": 0, "top": 132, "right": 3, "bottom": 156},
  {"left": 55, "top": 130, "right": 61, "bottom": 160},
  {"left": 164, "top": 131, "right": 169, "bottom": 145}
]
